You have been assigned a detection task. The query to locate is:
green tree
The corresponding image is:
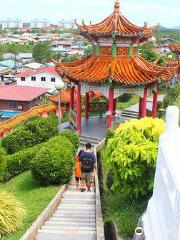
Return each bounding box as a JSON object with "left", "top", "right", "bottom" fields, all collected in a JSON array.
[
  {"left": 141, "top": 49, "right": 159, "bottom": 62},
  {"left": 32, "top": 41, "right": 52, "bottom": 63}
]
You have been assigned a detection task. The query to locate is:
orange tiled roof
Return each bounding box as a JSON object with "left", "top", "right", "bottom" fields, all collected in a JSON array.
[
  {"left": 54, "top": 55, "right": 177, "bottom": 86},
  {"left": 0, "top": 103, "right": 58, "bottom": 134},
  {"left": 48, "top": 88, "right": 77, "bottom": 103},
  {"left": 75, "top": 0, "right": 159, "bottom": 38},
  {"left": 169, "top": 44, "right": 180, "bottom": 54},
  {"left": 163, "top": 59, "right": 179, "bottom": 67}
]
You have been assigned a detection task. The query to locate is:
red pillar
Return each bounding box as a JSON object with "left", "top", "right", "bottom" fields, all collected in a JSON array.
[
  {"left": 141, "top": 87, "right": 147, "bottom": 118},
  {"left": 85, "top": 92, "right": 89, "bottom": 119},
  {"left": 77, "top": 84, "right": 81, "bottom": 133},
  {"left": 70, "top": 85, "right": 75, "bottom": 110},
  {"left": 152, "top": 85, "right": 158, "bottom": 118},
  {"left": 139, "top": 97, "right": 143, "bottom": 117},
  {"left": 108, "top": 88, "right": 114, "bottom": 128},
  {"left": 113, "top": 98, "right": 117, "bottom": 114}
]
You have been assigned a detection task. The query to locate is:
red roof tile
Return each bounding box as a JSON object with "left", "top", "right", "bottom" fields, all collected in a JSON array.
[
  {"left": 0, "top": 85, "right": 50, "bottom": 101},
  {"left": 15, "top": 67, "right": 59, "bottom": 77}
]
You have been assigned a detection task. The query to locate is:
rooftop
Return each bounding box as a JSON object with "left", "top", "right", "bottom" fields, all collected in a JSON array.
[
  {"left": 15, "top": 66, "right": 60, "bottom": 77},
  {"left": 75, "top": 0, "right": 159, "bottom": 38},
  {"left": 0, "top": 85, "right": 50, "bottom": 101}
]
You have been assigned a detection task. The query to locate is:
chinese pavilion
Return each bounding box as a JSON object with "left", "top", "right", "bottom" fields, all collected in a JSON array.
[
  {"left": 168, "top": 43, "right": 180, "bottom": 66},
  {"left": 52, "top": 0, "right": 178, "bottom": 133}
]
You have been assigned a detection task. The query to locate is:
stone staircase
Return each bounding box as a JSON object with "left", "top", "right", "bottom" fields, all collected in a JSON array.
[
  {"left": 36, "top": 180, "right": 96, "bottom": 240},
  {"left": 121, "top": 110, "right": 139, "bottom": 119},
  {"left": 79, "top": 134, "right": 102, "bottom": 148}
]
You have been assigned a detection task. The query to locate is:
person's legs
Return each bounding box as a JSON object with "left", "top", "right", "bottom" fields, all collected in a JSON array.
[
  {"left": 81, "top": 173, "right": 87, "bottom": 192},
  {"left": 86, "top": 173, "right": 93, "bottom": 192},
  {"left": 75, "top": 177, "right": 80, "bottom": 190}
]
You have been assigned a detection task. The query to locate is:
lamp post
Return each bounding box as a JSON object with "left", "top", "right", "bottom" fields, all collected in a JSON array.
[
  {"left": 55, "top": 80, "right": 64, "bottom": 135},
  {"left": 168, "top": 54, "right": 172, "bottom": 67}
]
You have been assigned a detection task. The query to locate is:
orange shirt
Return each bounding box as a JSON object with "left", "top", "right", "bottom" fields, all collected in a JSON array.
[{"left": 75, "top": 156, "right": 81, "bottom": 178}]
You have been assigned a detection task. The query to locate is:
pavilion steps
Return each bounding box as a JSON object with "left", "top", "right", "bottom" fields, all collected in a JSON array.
[
  {"left": 79, "top": 134, "right": 102, "bottom": 148},
  {"left": 121, "top": 110, "right": 139, "bottom": 119}
]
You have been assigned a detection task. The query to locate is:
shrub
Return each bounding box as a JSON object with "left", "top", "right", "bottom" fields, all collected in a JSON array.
[
  {"left": 31, "top": 136, "right": 74, "bottom": 185},
  {"left": 0, "top": 148, "right": 6, "bottom": 181},
  {"left": 0, "top": 191, "right": 26, "bottom": 237},
  {"left": 118, "top": 93, "right": 132, "bottom": 102},
  {"left": 60, "top": 130, "right": 80, "bottom": 152},
  {"left": 5, "top": 147, "right": 37, "bottom": 178},
  {"left": 104, "top": 118, "right": 165, "bottom": 198},
  {"left": 106, "top": 169, "right": 114, "bottom": 190},
  {"left": 2, "top": 117, "right": 58, "bottom": 154},
  {"left": 164, "top": 82, "right": 180, "bottom": 108}
]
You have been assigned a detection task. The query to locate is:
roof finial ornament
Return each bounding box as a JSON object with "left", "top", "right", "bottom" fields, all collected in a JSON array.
[{"left": 114, "top": 0, "right": 120, "bottom": 12}]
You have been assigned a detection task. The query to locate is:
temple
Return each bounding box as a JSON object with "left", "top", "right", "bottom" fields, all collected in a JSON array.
[{"left": 52, "top": 0, "right": 178, "bottom": 133}]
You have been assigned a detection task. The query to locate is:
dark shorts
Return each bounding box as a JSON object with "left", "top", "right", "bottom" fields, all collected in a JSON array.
[{"left": 75, "top": 177, "right": 82, "bottom": 181}]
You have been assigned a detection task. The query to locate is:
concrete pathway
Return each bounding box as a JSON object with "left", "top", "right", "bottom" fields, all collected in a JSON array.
[
  {"left": 126, "top": 94, "right": 165, "bottom": 112},
  {"left": 36, "top": 180, "right": 96, "bottom": 240}
]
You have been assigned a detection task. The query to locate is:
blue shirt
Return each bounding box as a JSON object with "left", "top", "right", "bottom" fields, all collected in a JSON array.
[{"left": 79, "top": 152, "right": 96, "bottom": 172}]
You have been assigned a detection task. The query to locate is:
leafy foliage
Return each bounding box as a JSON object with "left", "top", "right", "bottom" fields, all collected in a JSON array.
[
  {"left": 104, "top": 118, "right": 165, "bottom": 198},
  {"left": 1, "top": 117, "right": 58, "bottom": 154},
  {"left": 0, "top": 148, "right": 6, "bottom": 181},
  {"left": 0, "top": 191, "right": 26, "bottom": 237},
  {"left": 32, "top": 41, "right": 51, "bottom": 63},
  {"left": 164, "top": 82, "right": 180, "bottom": 108},
  {"left": 118, "top": 93, "right": 132, "bottom": 102},
  {"left": 60, "top": 130, "right": 80, "bottom": 153},
  {"left": 31, "top": 136, "right": 75, "bottom": 185},
  {"left": 141, "top": 49, "right": 159, "bottom": 62}
]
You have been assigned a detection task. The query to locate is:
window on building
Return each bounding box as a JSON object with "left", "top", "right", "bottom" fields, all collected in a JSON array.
[
  {"left": 31, "top": 76, "right": 36, "bottom": 81},
  {"left": 21, "top": 77, "right": 25, "bottom": 81},
  {"left": 51, "top": 77, "right": 55, "bottom": 82},
  {"left": 41, "top": 77, "right": 46, "bottom": 82},
  {"left": 8, "top": 101, "right": 17, "bottom": 109}
]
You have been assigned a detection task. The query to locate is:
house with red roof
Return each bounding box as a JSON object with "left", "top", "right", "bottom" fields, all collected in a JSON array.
[
  {"left": 0, "top": 85, "right": 50, "bottom": 112},
  {"left": 15, "top": 66, "right": 63, "bottom": 89}
]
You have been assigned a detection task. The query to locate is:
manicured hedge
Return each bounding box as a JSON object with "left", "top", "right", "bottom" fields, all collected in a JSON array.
[
  {"left": 1, "top": 117, "right": 58, "bottom": 154},
  {"left": 31, "top": 136, "right": 74, "bottom": 185},
  {"left": 60, "top": 130, "right": 80, "bottom": 152}
]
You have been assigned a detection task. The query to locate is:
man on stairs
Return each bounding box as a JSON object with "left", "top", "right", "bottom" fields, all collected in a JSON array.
[{"left": 79, "top": 143, "right": 97, "bottom": 192}]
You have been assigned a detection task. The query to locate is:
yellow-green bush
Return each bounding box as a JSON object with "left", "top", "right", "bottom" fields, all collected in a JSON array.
[
  {"left": 0, "top": 191, "right": 26, "bottom": 237},
  {"left": 104, "top": 117, "right": 165, "bottom": 198}
]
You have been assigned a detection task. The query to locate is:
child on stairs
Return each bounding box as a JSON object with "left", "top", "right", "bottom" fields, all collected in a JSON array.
[{"left": 75, "top": 150, "right": 84, "bottom": 191}]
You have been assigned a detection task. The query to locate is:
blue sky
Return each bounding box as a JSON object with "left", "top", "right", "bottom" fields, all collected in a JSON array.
[{"left": 1, "top": 0, "right": 180, "bottom": 27}]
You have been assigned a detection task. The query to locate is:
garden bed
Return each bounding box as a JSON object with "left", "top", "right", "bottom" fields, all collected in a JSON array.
[{"left": 1, "top": 171, "right": 61, "bottom": 240}]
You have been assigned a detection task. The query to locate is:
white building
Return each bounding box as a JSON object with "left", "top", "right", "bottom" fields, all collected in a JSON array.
[
  {"left": 15, "top": 66, "right": 62, "bottom": 90},
  {"left": 1, "top": 19, "right": 23, "bottom": 29},
  {"left": 58, "top": 20, "right": 77, "bottom": 29},
  {"left": 30, "top": 19, "right": 50, "bottom": 29}
]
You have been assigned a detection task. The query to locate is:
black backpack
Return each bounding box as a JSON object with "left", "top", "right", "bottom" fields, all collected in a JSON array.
[{"left": 81, "top": 154, "right": 93, "bottom": 173}]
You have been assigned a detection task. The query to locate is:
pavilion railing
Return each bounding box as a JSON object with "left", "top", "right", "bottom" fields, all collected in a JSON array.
[
  {"left": 89, "top": 101, "right": 108, "bottom": 115},
  {"left": 69, "top": 108, "right": 77, "bottom": 131}
]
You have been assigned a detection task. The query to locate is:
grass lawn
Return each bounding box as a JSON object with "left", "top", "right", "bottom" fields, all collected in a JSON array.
[
  {"left": 105, "top": 192, "right": 149, "bottom": 238},
  {"left": 116, "top": 95, "right": 139, "bottom": 111},
  {"left": 1, "top": 171, "right": 61, "bottom": 240}
]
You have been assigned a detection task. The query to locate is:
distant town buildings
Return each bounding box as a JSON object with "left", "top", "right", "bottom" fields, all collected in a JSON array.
[
  {"left": 30, "top": 19, "right": 50, "bottom": 29},
  {"left": 58, "top": 20, "right": 77, "bottom": 29},
  {"left": 15, "top": 66, "right": 62, "bottom": 89},
  {"left": 1, "top": 19, "right": 23, "bottom": 29}
]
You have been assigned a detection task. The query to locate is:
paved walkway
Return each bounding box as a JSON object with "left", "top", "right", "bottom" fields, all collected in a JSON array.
[
  {"left": 126, "top": 94, "right": 165, "bottom": 112},
  {"left": 36, "top": 180, "right": 96, "bottom": 240}
]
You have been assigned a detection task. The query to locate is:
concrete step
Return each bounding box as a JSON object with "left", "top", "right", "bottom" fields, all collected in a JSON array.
[
  {"left": 36, "top": 229, "right": 96, "bottom": 240},
  {"left": 41, "top": 225, "right": 96, "bottom": 231},
  {"left": 44, "top": 220, "right": 96, "bottom": 227},
  {"left": 79, "top": 134, "right": 102, "bottom": 142}
]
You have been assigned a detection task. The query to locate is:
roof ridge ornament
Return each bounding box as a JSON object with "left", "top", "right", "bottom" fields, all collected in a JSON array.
[{"left": 114, "top": 0, "right": 120, "bottom": 13}]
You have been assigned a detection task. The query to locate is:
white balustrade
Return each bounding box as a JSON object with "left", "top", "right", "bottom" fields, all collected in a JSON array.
[{"left": 142, "top": 106, "right": 180, "bottom": 240}]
